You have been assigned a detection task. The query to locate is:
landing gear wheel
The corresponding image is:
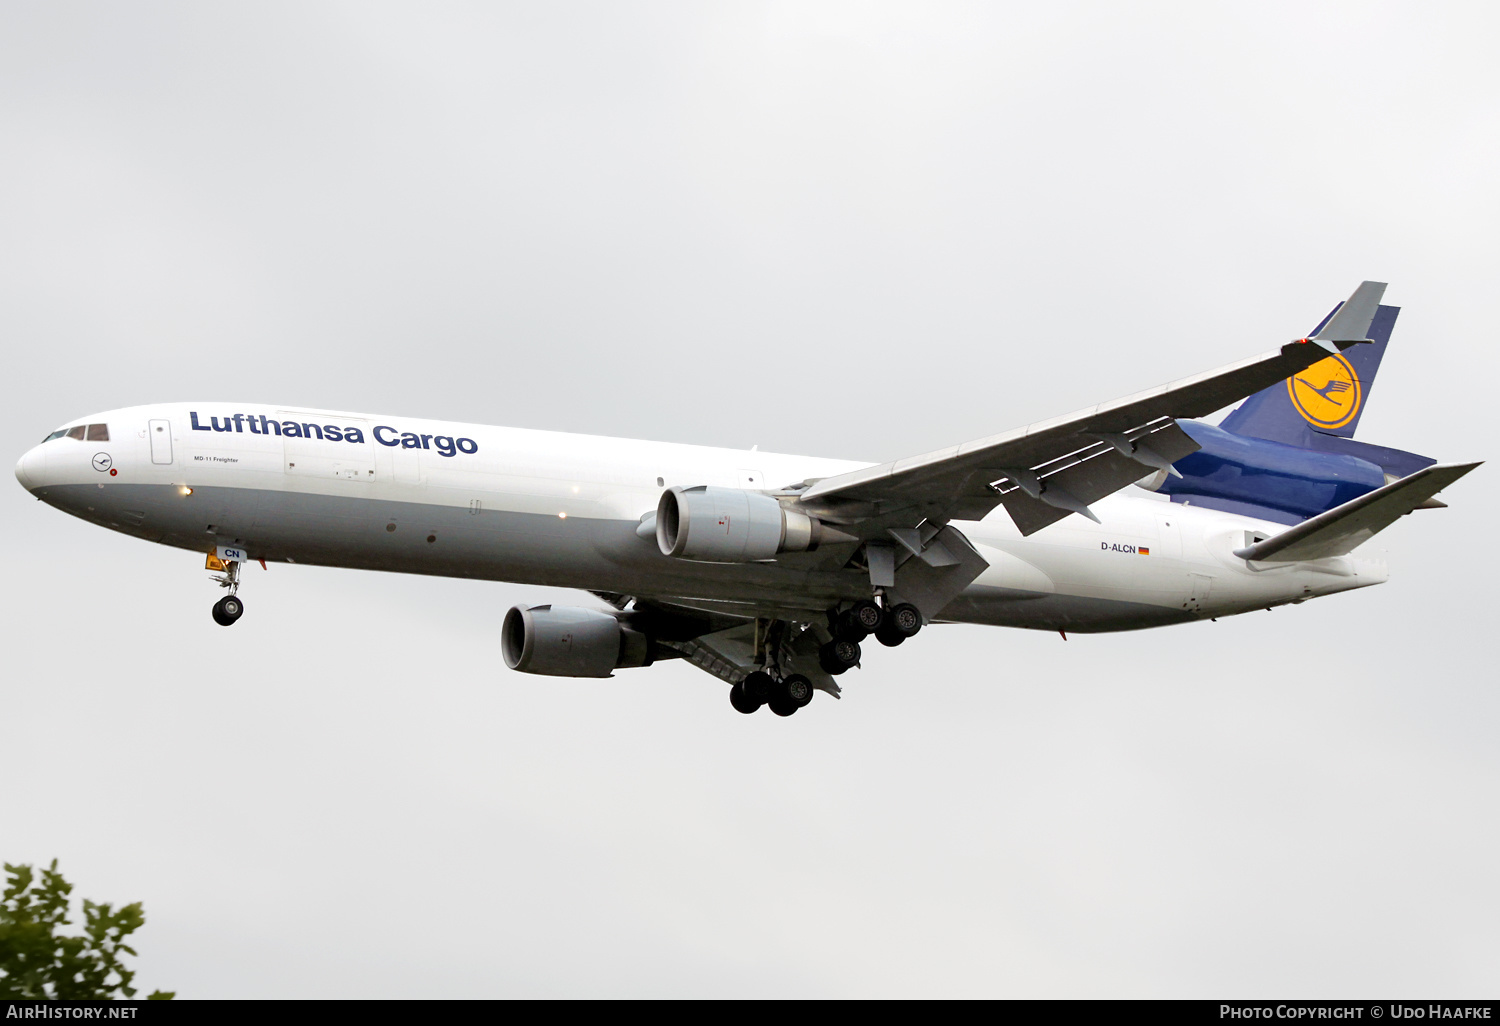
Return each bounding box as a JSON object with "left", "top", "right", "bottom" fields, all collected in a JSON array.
[
  {"left": 850, "top": 599, "right": 884, "bottom": 634},
  {"left": 818, "top": 639, "right": 861, "bottom": 675},
  {"left": 886, "top": 602, "right": 922, "bottom": 638},
  {"left": 767, "top": 694, "right": 799, "bottom": 717},
  {"left": 768, "top": 674, "right": 815, "bottom": 716},
  {"left": 783, "top": 673, "right": 814, "bottom": 709},
  {"left": 212, "top": 595, "right": 244, "bottom": 627},
  {"left": 833, "top": 610, "right": 868, "bottom": 642},
  {"left": 874, "top": 623, "right": 905, "bottom": 647},
  {"left": 729, "top": 683, "right": 761, "bottom": 714},
  {"left": 740, "top": 671, "right": 774, "bottom": 703}
]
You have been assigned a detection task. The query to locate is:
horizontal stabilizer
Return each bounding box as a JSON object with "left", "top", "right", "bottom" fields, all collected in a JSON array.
[{"left": 1233, "top": 461, "right": 1481, "bottom": 562}]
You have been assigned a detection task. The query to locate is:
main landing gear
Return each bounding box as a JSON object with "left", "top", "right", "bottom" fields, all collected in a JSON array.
[
  {"left": 210, "top": 558, "right": 246, "bottom": 627},
  {"left": 817, "top": 598, "right": 922, "bottom": 674},
  {"left": 729, "top": 670, "right": 814, "bottom": 717},
  {"left": 728, "top": 599, "right": 924, "bottom": 717}
]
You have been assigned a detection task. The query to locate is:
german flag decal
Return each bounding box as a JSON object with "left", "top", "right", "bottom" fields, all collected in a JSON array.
[{"left": 1139, "top": 547, "right": 1150, "bottom": 555}]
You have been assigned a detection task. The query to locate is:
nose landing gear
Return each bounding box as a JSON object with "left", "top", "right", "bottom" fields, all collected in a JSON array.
[
  {"left": 209, "top": 556, "right": 246, "bottom": 627},
  {"left": 212, "top": 594, "right": 244, "bottom": 626}
]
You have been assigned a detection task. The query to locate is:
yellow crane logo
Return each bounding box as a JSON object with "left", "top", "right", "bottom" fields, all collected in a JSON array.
[{"left": 1288, "top": 354, "right": 1362, "bottom": 430}]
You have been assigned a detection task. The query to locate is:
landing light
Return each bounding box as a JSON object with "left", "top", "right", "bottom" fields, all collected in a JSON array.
[
  {"left": 558, "top": 512, "right": 567, "bottom": 519},
  {"left": 180, "top": 486, "right": 193, "bottom": 496}
]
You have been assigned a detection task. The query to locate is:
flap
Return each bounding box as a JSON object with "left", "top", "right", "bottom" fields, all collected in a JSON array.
[{"left": 793, "top": 282, "right": 1384, "bottom": 538}]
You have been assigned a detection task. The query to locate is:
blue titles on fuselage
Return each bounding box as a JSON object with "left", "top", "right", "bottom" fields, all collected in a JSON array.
[
  {"left": 371, "top": 424, "right": 477, "bottom": 456},
  {"left": 189, "top": 412, "right": 477, "bottom": 457}
]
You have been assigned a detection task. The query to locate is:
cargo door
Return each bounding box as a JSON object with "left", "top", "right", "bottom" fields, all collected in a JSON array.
[
  {"left": 148, "top": 419, "right": 173, "bottom": 465},
  {"left": 279, "top": 413, "right": 376, "bottom": 483}
]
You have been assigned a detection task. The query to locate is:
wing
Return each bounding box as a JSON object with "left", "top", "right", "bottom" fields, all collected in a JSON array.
[{"left": 793, "top": 281, "right": 1388, "bottom": 540}]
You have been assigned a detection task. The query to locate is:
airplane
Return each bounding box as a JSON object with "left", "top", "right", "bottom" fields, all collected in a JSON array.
[{"left": 14, "top": 281, "right": 1479, "bottom": 718}]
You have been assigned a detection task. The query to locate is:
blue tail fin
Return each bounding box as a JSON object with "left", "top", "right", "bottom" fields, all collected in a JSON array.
[
  {"left": 1222, "top": 302, "right": 1396, "bottom": 442},
  {"left": 1218, "top": 300, "right": 1433, "bottom": 478}
]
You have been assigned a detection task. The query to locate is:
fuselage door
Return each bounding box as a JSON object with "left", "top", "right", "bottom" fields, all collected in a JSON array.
[
  {"left": 148, "top": 419, "right": 173, "bottom": 465},
  {"left": 279, "top": 413, "right": 376, "bottom": 482},
  {"left": 1185, "top": 573, "right": 1213, "bottom": 615},
  {"left": 1154, "top": 512, "right": 1182, "bottom": 560}
]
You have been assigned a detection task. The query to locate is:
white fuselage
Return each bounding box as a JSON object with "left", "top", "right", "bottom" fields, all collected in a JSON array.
[{"left": 15, "top": 403, "right": 1386, "bottom": 631}]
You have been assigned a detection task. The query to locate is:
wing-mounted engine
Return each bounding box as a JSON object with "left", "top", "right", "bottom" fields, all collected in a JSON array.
[
  {"left": 501, "top": 604, "right": 653, "bottom": 678},
  {"left": 654, "top": 486, "right": 829, "bottom": 562}
]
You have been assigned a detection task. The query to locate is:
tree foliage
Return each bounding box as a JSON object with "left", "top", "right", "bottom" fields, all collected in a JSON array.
[{"left": 0, "top": 861, "right": 174, "bottom": 1000}]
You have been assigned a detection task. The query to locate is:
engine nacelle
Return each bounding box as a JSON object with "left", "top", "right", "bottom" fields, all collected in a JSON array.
[
  {"left": 655, "top": 485, "right": 821, "bottom": 562},
  {"left": 501, "top": 604, "right": 651, "bottom": 678}
]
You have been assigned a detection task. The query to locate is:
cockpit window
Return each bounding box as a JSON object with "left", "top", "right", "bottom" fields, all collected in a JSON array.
[{"left": 45, "top": 423, "right": 110, "bottom": 442}]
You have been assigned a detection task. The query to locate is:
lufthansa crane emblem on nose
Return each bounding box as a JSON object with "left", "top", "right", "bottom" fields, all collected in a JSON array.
[{"left": 92, "top": 453, "right": 112, "bottom": 472}]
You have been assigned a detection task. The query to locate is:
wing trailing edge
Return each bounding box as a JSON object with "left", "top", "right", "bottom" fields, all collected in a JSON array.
[{"left": 796, "top": 280, "right": 1387, "bottom": 537}]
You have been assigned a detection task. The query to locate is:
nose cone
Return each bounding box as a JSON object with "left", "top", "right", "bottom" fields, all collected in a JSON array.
[{"left": 15, "top": 445, "right": 44, "bottom": 491}]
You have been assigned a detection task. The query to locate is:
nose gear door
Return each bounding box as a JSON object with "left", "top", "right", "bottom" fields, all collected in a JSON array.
[{"left": 148, "top": 419, "right": 173, "bottom": 464}]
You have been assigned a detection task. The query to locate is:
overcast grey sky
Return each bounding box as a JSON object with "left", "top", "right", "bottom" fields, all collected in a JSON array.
[{"left": 3, "top": 1, "right": 1497, "bottom": 998}]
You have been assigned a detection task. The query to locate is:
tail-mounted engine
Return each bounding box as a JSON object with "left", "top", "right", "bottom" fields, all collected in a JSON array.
[
  {"left": 501, "top": 604, "right": 652, "bottom": 678},
  {"left": 655, "top": 485, "right": 824, "bottom": 562}
]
